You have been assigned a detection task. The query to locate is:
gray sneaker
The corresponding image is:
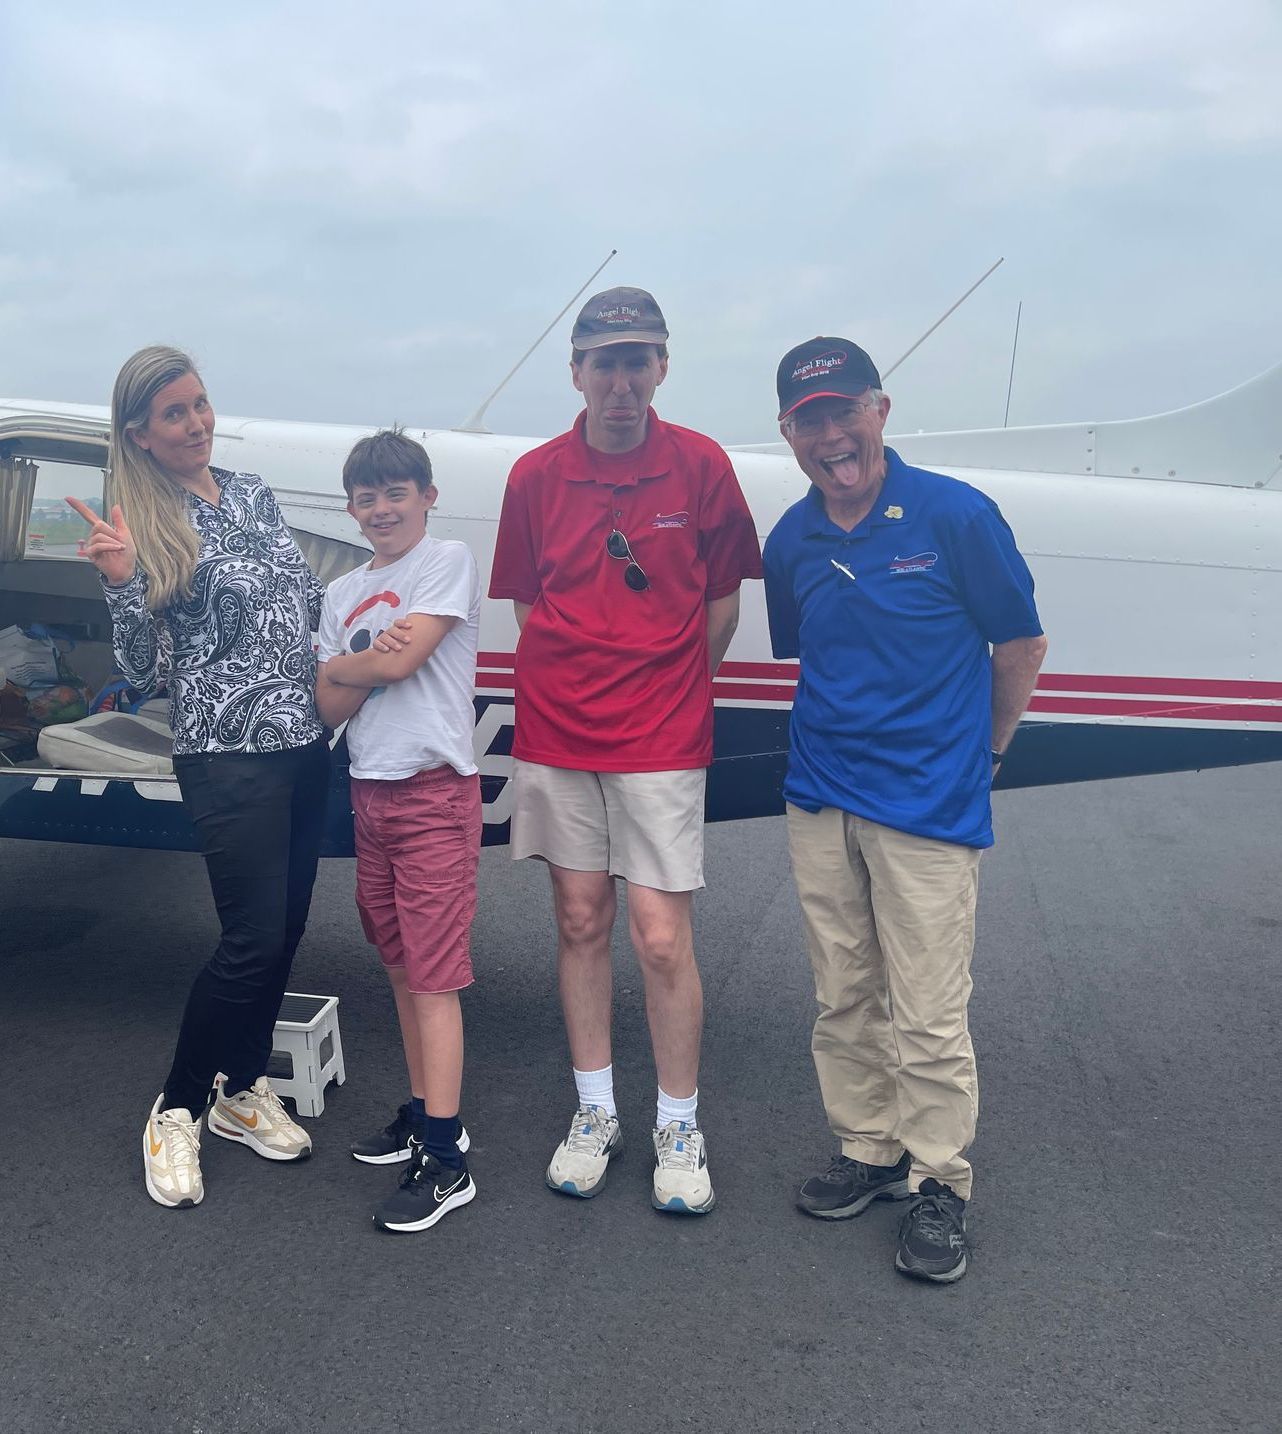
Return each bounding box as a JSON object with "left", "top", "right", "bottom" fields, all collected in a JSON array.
[
  {"left": 545, "top": 1105, "right": 622, "bottom": 1198},
  {"left": 208, "top": 1077, "right": 312, "bottom": 1162},
  {"left": 652, "top": 1122, "right": 715, "bottom": 1214}
]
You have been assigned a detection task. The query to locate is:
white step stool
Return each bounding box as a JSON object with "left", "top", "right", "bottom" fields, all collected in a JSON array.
[{"left": 266, "top": 992, "right": 346, "bottom": 1117}]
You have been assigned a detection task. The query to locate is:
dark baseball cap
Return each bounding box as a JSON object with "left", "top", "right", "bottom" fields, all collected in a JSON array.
[
  {"left": 776, "top": 336, "right": 882, "bottom": 419},
  {"left": 572, "top": 286, "right": 669, "bottom": 351}
]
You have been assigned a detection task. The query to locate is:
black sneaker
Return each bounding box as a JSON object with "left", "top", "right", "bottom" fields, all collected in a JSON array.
[
  {"left": 796, "top": 1150, "right": 912, "bottom": 1219},
  {"left": 373, "top": 1141, "right": 476, "bottom": 1233},
  {"left": 351, "top": 1106, "right": 471, "bottom": 1165},
  {"left": 351, "top": 1103, "right": 414, "bottom": 1165},
  {"left": 894, "top": 1178, "right": 968, "bottom": 1283}
]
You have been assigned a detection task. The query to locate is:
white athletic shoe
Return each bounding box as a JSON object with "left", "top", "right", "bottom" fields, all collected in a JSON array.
[
  {"left": 208, "top": 1076, "right": 312, "bottom": 1162},
  {"left": 652, "top": 1122, "right": 715, "bottom": 1214},
  {"left": 143, "top": 1095, "right": 204, "bottom": 1209},
  {"left": 545, "top": 1105, "right": 622, "bottom": 1198}
]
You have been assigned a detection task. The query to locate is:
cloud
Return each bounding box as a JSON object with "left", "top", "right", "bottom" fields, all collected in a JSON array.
[{"left": 0, "top": 0, "right": 1278, "bottom": 442}]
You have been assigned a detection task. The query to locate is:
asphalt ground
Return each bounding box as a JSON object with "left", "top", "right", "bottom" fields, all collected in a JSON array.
[{"left": 1, "top": 763, "right": 1279, "bottom": 1434}]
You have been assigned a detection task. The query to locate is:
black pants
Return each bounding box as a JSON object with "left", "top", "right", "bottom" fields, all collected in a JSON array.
[{"left": 163, "top": 739, "right": 330, "bottom": 1114}]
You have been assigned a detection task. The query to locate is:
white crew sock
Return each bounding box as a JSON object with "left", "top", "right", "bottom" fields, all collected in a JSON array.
[
  {"left": 656, "top": 1086, "right": 698, "bottom": 1130},
  {"left": 573, "top": 1064, "right": 617, "bottom": 1118}
]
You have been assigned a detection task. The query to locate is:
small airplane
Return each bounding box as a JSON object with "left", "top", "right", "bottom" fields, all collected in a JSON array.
[{"left": 1, "top": 358, "right": 1280, "bottom": 855}]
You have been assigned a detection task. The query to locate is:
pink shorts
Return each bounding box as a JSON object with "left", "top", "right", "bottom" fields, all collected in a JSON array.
[{"left": 351, "top": 767, "right": 481, "bottom": 994}]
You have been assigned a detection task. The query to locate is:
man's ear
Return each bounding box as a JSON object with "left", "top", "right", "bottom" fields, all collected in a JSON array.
[
  {"left": 570, "top": 359, "right": 585, "bottom": 395},
  {"left": 654, "top": 355, "right": 669, "bottom": 387}
]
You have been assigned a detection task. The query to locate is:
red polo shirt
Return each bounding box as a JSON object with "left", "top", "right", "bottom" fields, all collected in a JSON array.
[{"left": 489, "top": 409, "right": 762, "bottom": 772}]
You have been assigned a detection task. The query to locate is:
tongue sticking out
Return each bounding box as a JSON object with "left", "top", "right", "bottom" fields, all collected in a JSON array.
[{"left": 824, "top": 454, "right": 863, "bottom": 485}]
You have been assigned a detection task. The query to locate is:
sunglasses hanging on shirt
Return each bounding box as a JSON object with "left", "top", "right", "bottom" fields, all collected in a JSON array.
[{"left": 606, "top": 529, "right": 650, "bottom": 591}]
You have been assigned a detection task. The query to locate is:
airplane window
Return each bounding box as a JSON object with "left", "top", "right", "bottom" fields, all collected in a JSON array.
[{"left": 26, "top": 458, "right": 106, "bottom": 559}]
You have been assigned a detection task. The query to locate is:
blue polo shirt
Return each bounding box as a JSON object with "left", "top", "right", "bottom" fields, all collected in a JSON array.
[{"left": 763, "top": 448, "right": 1042, "bottom": 848}]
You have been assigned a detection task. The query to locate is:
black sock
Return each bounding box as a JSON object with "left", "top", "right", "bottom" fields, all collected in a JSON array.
[
  {"left": 410, "top": 1100, "right": 463, "bottom": 1137},
  {"left": 424, "top": 1114, "right": 463, "bottom": 1169},
  {"left": 162, "top": 1090, "right": 208, "bottom": 1119}
]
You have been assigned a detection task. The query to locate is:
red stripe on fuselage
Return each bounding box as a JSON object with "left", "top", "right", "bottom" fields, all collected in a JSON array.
[
  {"left": 475, "top": 654, "right": 1282, "bottom": 719},
  {"left": 1036, "top": 673, "right": 1282, "bottom": 700},
  {"left": 718, "top": 660, "right": 802, "bottom": 679},
  {"left": 1027, "top": 695, "right": 1282, "bottom": 723}
]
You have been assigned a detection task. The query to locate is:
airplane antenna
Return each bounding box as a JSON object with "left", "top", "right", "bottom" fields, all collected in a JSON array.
[
  {"left": 456, "top": 248, "right": 618, "bottom": 432},
  {"left": 1003, "top": 299, "right": 1023, "bottom": 427},
  {"left": 880, "top": 256, "right": 1004, "bottom": 382}
]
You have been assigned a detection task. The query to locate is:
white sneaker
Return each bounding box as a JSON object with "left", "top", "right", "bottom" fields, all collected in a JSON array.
[
  {"left": 208, "top": 1076, "right": 312, "bottom": 1162},
  {"left": 652, "top": 1122, "right": 715, "bottom": 1214},
  {"left": 143, "top": 1095, "right": 204, "bottom": 1209},
  {"left": 545, "top": 1105, "right": 622, "bottom": 1198}
]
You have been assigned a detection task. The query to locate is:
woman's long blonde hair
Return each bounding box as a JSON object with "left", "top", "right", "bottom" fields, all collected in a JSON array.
[{"left": 108, "top": 345, "right": 204, "bottom": 611}]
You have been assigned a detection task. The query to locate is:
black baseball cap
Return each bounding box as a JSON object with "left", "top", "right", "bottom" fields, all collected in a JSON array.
[
  {"left": 776, "top": 337, "right": 882, "bottom": 420},
  {"left": 572, "top": 286, "right": 669, "bottom": 351}
]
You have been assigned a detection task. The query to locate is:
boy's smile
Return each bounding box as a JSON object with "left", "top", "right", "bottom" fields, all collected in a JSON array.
[{"left": 348, "top": 479, "right": 437, "bottom": 568}]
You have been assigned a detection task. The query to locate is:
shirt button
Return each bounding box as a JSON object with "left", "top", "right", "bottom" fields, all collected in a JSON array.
[{"left": 615, "top": 510, "right": 623, "bottom": 518}]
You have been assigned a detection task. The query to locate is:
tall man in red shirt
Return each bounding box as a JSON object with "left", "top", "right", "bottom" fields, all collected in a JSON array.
[{"left": 490, "top": 286, "right": 762, "bottom": 1214}]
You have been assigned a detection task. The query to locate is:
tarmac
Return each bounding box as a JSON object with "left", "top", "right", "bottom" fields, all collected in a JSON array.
[{"left": 1, "top": 761, "right": 1279, "bottom": 1433}]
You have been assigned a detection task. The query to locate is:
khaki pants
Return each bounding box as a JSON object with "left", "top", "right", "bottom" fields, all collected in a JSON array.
[{"left": 786, "top": 804, "right": 981, "bottom": 1199}]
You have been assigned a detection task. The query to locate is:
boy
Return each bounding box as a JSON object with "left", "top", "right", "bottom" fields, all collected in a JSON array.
[{"left": 316, "top": 427, "right": 482, "bottom": 1232}]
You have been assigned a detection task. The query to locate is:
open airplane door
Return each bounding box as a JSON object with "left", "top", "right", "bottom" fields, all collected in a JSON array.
[
  {"left": 0, "top": 411, "right": 359, "bottom": 852},
  {"left": 0, "top": 411, "right": 204, "bottom": 849}
]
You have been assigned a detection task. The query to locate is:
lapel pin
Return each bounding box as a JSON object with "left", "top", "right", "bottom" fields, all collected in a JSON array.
[{"left": 884, "top": 505, "right": 903, "bottom": 519}]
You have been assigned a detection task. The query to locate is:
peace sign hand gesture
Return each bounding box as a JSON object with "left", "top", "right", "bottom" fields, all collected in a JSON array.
[{"left": 65, "top": 497, "right": 138, "bottom": 586}]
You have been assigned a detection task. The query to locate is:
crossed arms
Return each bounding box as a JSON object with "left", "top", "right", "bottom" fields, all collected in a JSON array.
[{"left": 315, "top": 614, "right": 458, "bottom": 729}]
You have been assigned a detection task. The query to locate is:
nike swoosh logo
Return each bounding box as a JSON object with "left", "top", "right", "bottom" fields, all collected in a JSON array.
[
  {"left": 149, "top": 1135, "right": 164, "bottom": 1157},
  {"left": 433, "top": 1178, "right": 465, "bottom": 1203},
  {"left": 226, "top": 1106, "right": 259, "bottom": 1129}
]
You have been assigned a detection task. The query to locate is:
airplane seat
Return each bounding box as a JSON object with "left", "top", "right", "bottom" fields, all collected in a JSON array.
[{"left": 36, "top": 710, "right": 174, "bottom": 776}]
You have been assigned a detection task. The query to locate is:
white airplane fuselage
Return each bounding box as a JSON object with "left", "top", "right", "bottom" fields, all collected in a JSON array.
[{"left": 1, "top": 364, "right": 1280, "bottom": 852}]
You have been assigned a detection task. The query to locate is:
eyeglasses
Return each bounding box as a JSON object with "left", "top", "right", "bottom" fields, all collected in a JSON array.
[
  {"left": 784, "top": 396, "right": 881, "bottom": 437},
  {"left": 606, "top": 529, "right": 649, "bottom": 591}
]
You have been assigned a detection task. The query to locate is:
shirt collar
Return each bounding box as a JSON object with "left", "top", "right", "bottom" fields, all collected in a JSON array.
[
  {"left": 801, "top": 446, "right": 912, "bottom": 538},
  {"left": 185, "top": 466, "right": 234, "bottom": 514},
  {"left": 560, "top": 408, "right": 674, "bottom": 486}
]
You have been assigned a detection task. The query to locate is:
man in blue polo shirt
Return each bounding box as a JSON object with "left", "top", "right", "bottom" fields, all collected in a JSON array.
[{"left": 763, "top": 336, "right": 1047, "bottom": 1283}]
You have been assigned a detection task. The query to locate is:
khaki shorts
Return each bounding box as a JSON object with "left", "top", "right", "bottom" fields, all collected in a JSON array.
[{"left": 510, "top": 760, "right": 706, "bottom": 892}]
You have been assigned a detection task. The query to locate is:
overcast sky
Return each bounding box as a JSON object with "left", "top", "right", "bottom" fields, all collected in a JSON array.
[{"left": 2, "top": 0, "right": 1279, "bottom": 451}]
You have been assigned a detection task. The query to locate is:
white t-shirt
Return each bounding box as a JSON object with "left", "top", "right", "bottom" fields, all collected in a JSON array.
[{"left": 318, "top": 533, "right": 481, "bottom": 780}]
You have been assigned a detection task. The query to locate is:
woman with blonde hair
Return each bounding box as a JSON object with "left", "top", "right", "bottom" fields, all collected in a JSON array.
[{"left": 69, "top": 345, "right": 330, "bottom": 1209}]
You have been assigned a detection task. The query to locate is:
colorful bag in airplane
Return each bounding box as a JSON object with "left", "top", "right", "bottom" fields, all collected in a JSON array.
[
  {"left": 90, "top": 676, "right": 152, "bottom": 716},
  {"left": 0, "top": 624, "right": 92, "bottom": 727},
  {"left": 25, "top": 682, "right": 91, "bottom": 728}
]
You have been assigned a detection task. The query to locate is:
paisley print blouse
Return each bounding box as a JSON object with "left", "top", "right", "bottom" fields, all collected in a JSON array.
[{"left": 101, "top": 468, "right": 325, "bottom": 755}]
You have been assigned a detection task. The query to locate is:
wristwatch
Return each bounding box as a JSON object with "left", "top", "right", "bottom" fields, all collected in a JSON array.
[{"left": 991, "top": 748, "right": 1006, "bottom": 765}]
